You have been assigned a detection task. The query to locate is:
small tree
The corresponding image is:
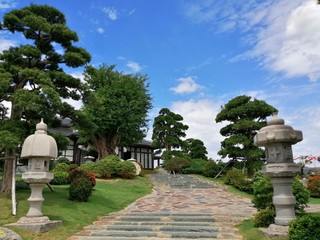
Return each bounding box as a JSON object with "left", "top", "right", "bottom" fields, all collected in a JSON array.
[
  {"left": 152, "top": 108, "right": 189, "bottom": 151},
  {"left": 215, "top": 95, "right": 277, "bottom": 175},
  {"left": 182, "top": 138, "right": 208, "bottom": 159}
]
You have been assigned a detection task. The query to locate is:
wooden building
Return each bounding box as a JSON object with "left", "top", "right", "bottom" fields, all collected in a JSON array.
[
  {"left": 117, "top": 139, "right": 155, "bottom": 169},
  {"left": 49, "top": 118, "right": 155, "bottom": 169}
]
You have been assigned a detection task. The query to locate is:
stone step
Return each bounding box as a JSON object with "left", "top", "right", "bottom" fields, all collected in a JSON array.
[
  {"left": 104, "top": 225, "right": 219, "bottom": 232},
  {"left": 113, "top": 221, "right": 215, "bottom": 226},
  {"left": 90, "top": 230, "right": 218, "bottom": 238},
  {"left": 73, "top": 237, "right": 240, "bottom": 240},
  {"left": 119, "top": 215, "right": 215, "bottom": 222},
  {"left": 76, "top": 212, "right": 243, "bottom": 240}
]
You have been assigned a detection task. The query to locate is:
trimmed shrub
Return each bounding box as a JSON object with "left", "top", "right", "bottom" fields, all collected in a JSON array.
[
  {"left": 204, "top": 160, "right": 225, "bottom": 178},
  {"left": 252, "top": 172, "right": 273, "bottom": 210},
  {"left": 56, "top": 157, "right": 70, "bottom": 165},
  {"left": 183, "top": 158, "right": 207, "bottom": 175},
  {"left": 69, "top": 164, "right": 78, "bottom": 173},
  {"left": 67, "top": 168, "right": 96, "bottom": 187},
  {"left": 253, "top": 208, "right": 276, "bottom": 227},
  {"left": 50, "top": 171, "right": 69, "bottom": 185},
  {"left": 95, "top": 155, "right": 121, "bottom": 178},
  {"left": 118, "top": 161, "right": 136, "bottom": 179},
  {"left": 53, "top": 163, "right": 70, "bottom": 173},
  {"left": 293, "top": 177, "right": 310, "bottom": 214},
  {"left": 289, "top": 215, "right": 320, "bottom": 240},
  {"left": 69, "top": 178, "right": 92, "bottom": 202},
  {"left": 80, "top": 162, "right": 97, "bottom": 173},
  {"left": 164, "top": 157, "right": 190, "bottom": 174},
  {"left": 307, "top": 175, "right": 320, "bottom": 198},
  {"left": 224, "top": 168, "right": 252, "bottom": 193}
]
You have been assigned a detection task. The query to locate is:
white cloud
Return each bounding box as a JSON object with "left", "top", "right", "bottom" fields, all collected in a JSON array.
[
  {"left": 97, "top": 28, "right": 105, "bottom": 34},
  {"left": 0, "top": 38, "right": 15, "bottom": 53},
  {"left": 0, "top": 0, "right": 17, "bottom": 9},
  {"left": 183, "top": 0, "right": 320, "bottom": 81},
  {"left": 170, "top": 76, "right": 203, "bottom": 94},
  {"left": 248, "top": 0, "right": 320, "bottom": 82},
  {"left": 70, "top": 72, "right": 85, "bottom": 82},
  {"left": 279, "top": 106, "right": 320, "bottom": 158},
  {"left": 126, "top": 61, "right": 142, "bottom": 72},
  {"left": 171, "top": 99, "right": 225, "bottom": 159},
  {"left": 102, "top": 7, "right": 118, "bottom": 21}
]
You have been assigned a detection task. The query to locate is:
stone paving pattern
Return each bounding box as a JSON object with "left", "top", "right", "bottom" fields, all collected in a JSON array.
[{"left": 70, "top": 169, "right": 257, "bottom": 239}]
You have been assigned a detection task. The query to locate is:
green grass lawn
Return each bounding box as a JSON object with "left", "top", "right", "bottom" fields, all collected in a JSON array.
[{"left": 0, "top": 176, "right": 152, "bottom": 240}]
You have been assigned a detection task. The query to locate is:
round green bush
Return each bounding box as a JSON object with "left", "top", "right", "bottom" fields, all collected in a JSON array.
[
  {"left": 293, "top": 177, "right": 310, "bottom": 214},
  {"left": 80, "top": 162, "right": 97, "bottom": 173},
  {"left": 118, "top": 161, "right": 136, "bottom": 179},
  {"left": 289, "top": 215, "right": 320, "bottom": 240},
  {"left": 56, "top": 157, "right": 70, "bottom": 165},
  {"left": 69, "top": 178, "right": 92, "bottom": 202},
  {"left": 53, "top": 163, "right": 70, "bottom": 173},
  {"left": 164, "top": 157, "right": 190, "bottom": 174},
  {"left": 67, "top": 168, "right": 96, "bottom": 187},
  {"left": 95, "top": 155, "right": 121, "bottom": 178},
  {"left": 50, "top": 171, "right": 69, "bottom": 185},
  {"left": 183, "top": 158, "right": 207, "bottom": 175},
  {"left": 69, "top": 164, "right": 78, "bottom": 172},
  {"left": 253, "top": 208, "right": 275, "bottom": 227},
  {"left": 252, "top": 172, "right": 273, "bottom": 210},
  {"left": 203, "top": 160, "right": 224, "bottom": 177},
  {"left": 224, "top": 168, "right": 252, "bottom": 193}
]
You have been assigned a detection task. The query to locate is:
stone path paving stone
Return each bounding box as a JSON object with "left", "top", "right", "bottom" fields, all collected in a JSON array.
[{"left": 69, "top": 169, "right": 257, "bottom": 240}]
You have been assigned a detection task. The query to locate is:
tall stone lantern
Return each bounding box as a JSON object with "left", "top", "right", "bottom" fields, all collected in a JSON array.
[
  {"left": 8, "top": 119, "right": 62, "bottom": 232},
  {"left": 254, "top": 116, "right": 302, "bottom": 227}
]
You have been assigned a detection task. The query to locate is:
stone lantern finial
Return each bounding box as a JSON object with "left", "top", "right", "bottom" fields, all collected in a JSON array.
[{"left": 35, "top": 118, "right": 47, "bottom": 133}]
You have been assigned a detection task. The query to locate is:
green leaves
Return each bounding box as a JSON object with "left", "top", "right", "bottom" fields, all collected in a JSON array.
[
  {"left": 216, "top": 95, "right": 277, "bottom": 161},
  {"left": 152, "top": 108, "right": 189, "bottom": 151},
  {"left": 78, "top": 64, "right": 152, "bottom": 158}
]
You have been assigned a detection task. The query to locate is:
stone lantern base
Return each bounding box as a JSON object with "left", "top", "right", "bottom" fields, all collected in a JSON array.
[
  {"left": 260, "top": 224, "right": 289, "bottom": 238},
  {"left": 6, "top": 216, "right": 62, "bottom": 233}
]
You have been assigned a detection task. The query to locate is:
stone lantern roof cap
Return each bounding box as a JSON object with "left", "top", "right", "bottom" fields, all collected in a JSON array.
[
  {"left": 254, "top": 115, "right": 303, "bottom": 146},
  {"left": 21, "top": 119, "right": 58, "bottom": 159}
]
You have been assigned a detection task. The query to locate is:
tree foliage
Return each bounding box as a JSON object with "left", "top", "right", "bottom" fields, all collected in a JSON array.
[
  {"left": 152, "top": 108, "right": 189, "bottom": 151},
  {"left": 0, "top": 4, "right": 91, "bottom": 193},
  {"left": 182, "top": 138, "right": 208, "bottom": 159},
  {"left": 78, "top": 64, "right": 152, "bottom": 159},
  {"left": 215, "top": 95, "right": 277, "bottom": 164}
]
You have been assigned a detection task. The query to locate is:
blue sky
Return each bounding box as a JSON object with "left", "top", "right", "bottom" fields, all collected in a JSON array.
[{"left": 1, "top": 0, "right": 320, "bottom": 159}]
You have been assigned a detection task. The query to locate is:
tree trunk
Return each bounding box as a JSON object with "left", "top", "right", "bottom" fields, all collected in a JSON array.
[
  {"left": 92, "top": 133, "right": 119, "bottom": 160},
  {"left": 1, "top": 100, "right": 21, "bottom": 194},
  {"left": 1, "top": 150, "right": 14, "bottom": 194}
]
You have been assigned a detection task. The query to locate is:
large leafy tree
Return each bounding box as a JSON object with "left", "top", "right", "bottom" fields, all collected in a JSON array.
[
  {"left": 152, "top": 108, "right": 189, "bottom": 151},
  {"left": 182, "top": 138, "right": 208, "bottom": 159},
  {"left": 215, "top": 95, "right": 277, "bottom": 173},
  {"left": 0, "top": 4, "right": 91, "bottom": 193},
  {"left": 79, "top": 64, "right": 152, "bottom": 160}
]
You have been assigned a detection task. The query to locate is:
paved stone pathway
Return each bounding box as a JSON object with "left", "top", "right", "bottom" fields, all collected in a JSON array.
[{"left": 69, "top": 169, "right": 257, "bottom": 240}]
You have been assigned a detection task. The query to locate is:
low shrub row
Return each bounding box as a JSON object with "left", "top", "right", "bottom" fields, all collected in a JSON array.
[
  {"left": 80, "top": 155, "right": 137, "bottom": 179},
  {"left": 183, "top": 158, "right": 225, "bottom": 177}
]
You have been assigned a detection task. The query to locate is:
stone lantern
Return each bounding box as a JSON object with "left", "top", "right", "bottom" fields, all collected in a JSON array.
[
  {"left": 8, "top": 119, "right": 62, "bottom": 232},
  {"left": 254, "top": 116, "right": 302, "bottom": 227}
]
